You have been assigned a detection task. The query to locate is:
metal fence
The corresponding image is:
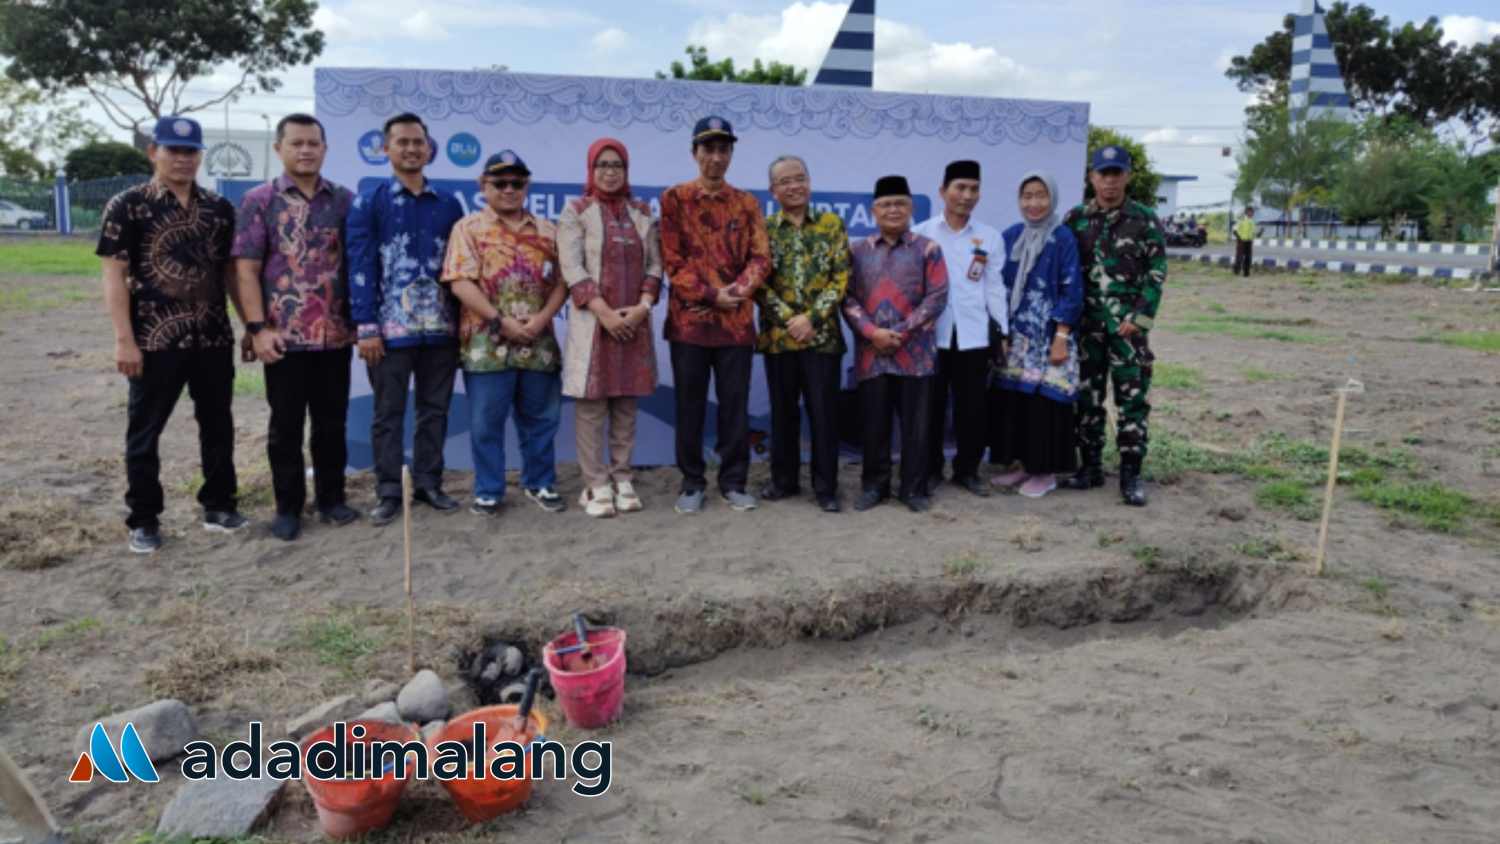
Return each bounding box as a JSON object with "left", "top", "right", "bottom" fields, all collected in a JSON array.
[{"left": 0, "top": 174, "right": 149, "bottom": 234}]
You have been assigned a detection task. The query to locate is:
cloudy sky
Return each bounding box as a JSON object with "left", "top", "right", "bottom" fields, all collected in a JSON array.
[{"left": 103, "top": 0, "right": 1500, "bottom": 206}]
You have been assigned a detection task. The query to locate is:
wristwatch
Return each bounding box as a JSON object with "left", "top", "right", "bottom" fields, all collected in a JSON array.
[{"left": 245, "top": 321, "right": 265, "bottom": 335}]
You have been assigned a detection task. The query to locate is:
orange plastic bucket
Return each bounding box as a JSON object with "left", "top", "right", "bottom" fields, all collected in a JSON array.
[
  {"left": 543, "top": 626, "right": 626, "bottom": 728},
  {"left": 431, "top": 704, "right": 549, "bottom": 823},
  {"left": 299, "top": 720, "right": 417, "bottom": 840}
]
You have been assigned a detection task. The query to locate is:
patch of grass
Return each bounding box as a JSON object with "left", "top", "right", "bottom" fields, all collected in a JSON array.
[
  {"left": 1205, "top": 302, "right": 1227, "bottom": 314},
  {"left": 0, "top": 282, "right": 93, "bottom": 313},
  {"left": 36, "top": 616, "right": 103, "bottom": 650},
  {"left": 1177, "top": 311, "right": 1325, "bottom": 344},
  {"left": 234, "top": 366, "right": 266, "bottom": 398},
  {"left": 739, "top": 786, "right": 769, "bottom": 806},
  {"left": 1130, "top": 544, "right": 1163, "bottom": 569},
  {"left": 943, "top": 556, "right": 982, "bottom": 578},
  {"left": 0, "top": 238, "right": 99, "bottom": 275},
  {"left": 1132, "top": 431, "right": 1249, "bottom": 484},
  {"left": 1240, "top": 367, "right": 1287, "bottom": 383},
  {"left": 1353, "top": 481, "right": 1476, "bottom": 533},
  {"left": 0, "top": 636, "right": 24, "bottom": 708},
  {"left": 1433, "top": 331, "right": 1500, "bottom": 353},
  {"left": 143, "top": 633, "right": 276, "bottom": 704},
  {"left": 1254, "top": 480, "right": 1319, "bottom": 520},
  {"left": 291, "top": 612, "right": 385, "bottom": 674},
  {"left": 1154, "top": 362, "right": 1203, "bottom": 391},
  {"left": 1231, "top": 536, "right": 1302, "bottom": 563},
  {"left": 0, "top": 492, "right": 114, "bottom": 569},
  {"left": 1360, "top": 577, "right": 1390, "bottom": 600}
]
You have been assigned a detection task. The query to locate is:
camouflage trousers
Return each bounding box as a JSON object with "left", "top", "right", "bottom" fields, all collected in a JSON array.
[{"left": 1074, "top": 326, "right": 1153, "bottom": 465}]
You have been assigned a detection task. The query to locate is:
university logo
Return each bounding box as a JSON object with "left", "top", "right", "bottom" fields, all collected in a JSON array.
[
  {"left": 447, "top": 132, "right": 481, "bottom": 167},
  {"left": 205, "top": 141, "right": 254, "bottom": 178},
  {"left": 358, "top": 129, "right": 388, "bottom": 166},
  {"left": 69, "top": 722, "right": 160, "bottom": 784}
]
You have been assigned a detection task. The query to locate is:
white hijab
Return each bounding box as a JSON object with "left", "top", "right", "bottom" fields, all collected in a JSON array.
[{"left": 1008, "top": 171, "right": 1059, "bottom": 317}]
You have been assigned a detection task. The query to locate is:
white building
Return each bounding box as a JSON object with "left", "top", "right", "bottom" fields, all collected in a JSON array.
[{"left": 1155, "top": 174, "right": 1197, "bottom": 219}]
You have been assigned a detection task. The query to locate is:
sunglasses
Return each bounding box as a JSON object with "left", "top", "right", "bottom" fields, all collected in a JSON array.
[{"left": 488, "top": 178, "right": 528, "bottom": 191}]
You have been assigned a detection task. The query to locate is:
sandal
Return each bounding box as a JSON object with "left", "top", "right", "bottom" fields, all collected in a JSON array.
[
  {"left": 1018, "top": 474, "right": 1057, "bottom": 499},
  {"left": 613, "top": 480, "right": 643, "bottom": 513},
  {"left": 580, "top": 486, "right": 616, "bottom": 518}
]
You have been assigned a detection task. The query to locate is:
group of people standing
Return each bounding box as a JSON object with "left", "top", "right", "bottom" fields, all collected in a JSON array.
[{"left": 98, "top": 111, "right": 1166, "bottom": 554}]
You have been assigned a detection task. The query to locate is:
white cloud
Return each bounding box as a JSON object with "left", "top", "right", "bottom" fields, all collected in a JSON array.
[
  {"left": 591, "top": 27, "right": 629, "bottom": 54},
  {"left": 686, "top": 1, "right": 1029, "bottom": 96},
  {"left": 311, "top": 7, "right": 357, "bottom": 42},
  {"left": 401, "top": 11, "right": 449, "bottom": 40},
  {"left": 1439, "top": 15, "right": 1500, "bottom": 48},
  {"left": 1140, "top": 127, "right": 1221, "bottom": 147},
  {"left": 1214, "top": 48, "right": 1237, "bottom": 74}
]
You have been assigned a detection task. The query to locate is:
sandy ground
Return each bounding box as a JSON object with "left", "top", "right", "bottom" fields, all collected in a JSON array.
[{"left": 1, "top": 264, "right": 1498, "bottom": 843}]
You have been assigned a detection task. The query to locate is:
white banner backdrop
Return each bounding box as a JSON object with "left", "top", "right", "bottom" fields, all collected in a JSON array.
[{"left": 314, "top": 68, "right": 1089, "bottom": 469}]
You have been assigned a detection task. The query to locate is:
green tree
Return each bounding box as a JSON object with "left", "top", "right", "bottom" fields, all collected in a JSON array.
[
  {"left": 1225, "top": 3, "right": 1498, "bottom": 138},
  {"left": 1234, "top": 106, "right": 1357, "bottom": 237},
  {"left": 0, "top": 77, "right": 101, "bottom": 180},
  {"left": 1421, "top": 145, "right": 1499, "bottom": 242},
  {"left": 1083, "top": 127, "right": 1161, "bottom": 209},
  {"left": 0, "top": 0, "right": 324, "bottom": 134},
  {"left": 1332, "top": 117, "right": 1433, "bottom": 239},
  {"left": 64, "top": 141, "right": 152, "bottom": 181},
  {"left": 656, "top": 46, "right": 807, "bottom": 85}
]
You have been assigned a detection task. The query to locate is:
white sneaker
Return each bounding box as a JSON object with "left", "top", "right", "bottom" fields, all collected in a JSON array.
[
  {"left": 580, "top": 486, "right": 616, "bottom": 518},
  {"left": 613, "top": 480, "right": 643, "bottom": 512}
]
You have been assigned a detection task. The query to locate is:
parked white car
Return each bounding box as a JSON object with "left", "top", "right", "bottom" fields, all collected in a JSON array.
[{"left": 0, "top": 199, "right": 47, "bottom": 230}]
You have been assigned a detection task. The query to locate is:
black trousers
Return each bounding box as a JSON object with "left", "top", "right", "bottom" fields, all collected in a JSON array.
[
  {"left": 124, "top": 347, "right": 237, "bottom": 529},
  {"left": 670, "top": 342, "right": 752, "bottom": 494},
  {"left": 1233, "top": 240, "right": 1253, "bottom": 277},
  {"left": 764, "top": 350, "right": 841, "bottom": 499},
  {"left": 859, "top": 374, "right": 933, "bottom": 500},
  {"left": 265, "top": 347, "right": 353, "bottom": 515},
  {"left": 928, "top": 337, "right": 992, "bottom": 481},
  {"left": 367, "top": 344, "right": 458, "bottom": 500}
]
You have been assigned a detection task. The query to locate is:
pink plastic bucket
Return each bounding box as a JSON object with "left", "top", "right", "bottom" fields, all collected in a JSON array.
[{"left": 542, "top": 627, "right": 626, "bottom": 728}]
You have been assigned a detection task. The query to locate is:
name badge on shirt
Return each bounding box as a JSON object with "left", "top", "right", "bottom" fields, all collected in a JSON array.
[{"left": 966, "top": 240, "right": 988, "bottom": 282}]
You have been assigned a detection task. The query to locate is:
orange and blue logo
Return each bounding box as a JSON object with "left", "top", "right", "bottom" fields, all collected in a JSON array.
[{"left": 69, "top": 722, "right": 159, "bottom": 784}]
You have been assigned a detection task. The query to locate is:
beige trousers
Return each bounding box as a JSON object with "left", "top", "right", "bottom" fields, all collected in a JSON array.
[{"left": 574, "top": 397, "right": 638, "bottom": 489}]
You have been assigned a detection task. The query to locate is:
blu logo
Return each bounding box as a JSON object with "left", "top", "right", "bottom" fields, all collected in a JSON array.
[
  {"left": 357, "top": 129, "right": 388, "bottom": 166},
  {"left": 447, "top": 132, "right": 481, "bottom": 168}
]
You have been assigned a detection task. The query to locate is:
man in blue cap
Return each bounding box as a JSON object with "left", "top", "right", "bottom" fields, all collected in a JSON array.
[
  {"left": 440, "top": 150, "right": 568, "bottom": 516},
  {"left": 1061, "top": 145, "right": 1167, "bottom": 507},
  {"left": 96, "top": 115, "right": 248, "bottom": 553}
]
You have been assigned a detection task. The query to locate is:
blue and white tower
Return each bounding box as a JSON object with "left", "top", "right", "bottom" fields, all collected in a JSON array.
[
  {"left": 813, "top": 0, "right": 875, "bottom": 87},
  {"left": 1289, "top": 0, "right": 1353, "bottom": 123}
]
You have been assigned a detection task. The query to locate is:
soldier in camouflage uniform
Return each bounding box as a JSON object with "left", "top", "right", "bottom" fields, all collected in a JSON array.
[{"left": 1059, "top": 145, "right": 1166, "bottom": 506}]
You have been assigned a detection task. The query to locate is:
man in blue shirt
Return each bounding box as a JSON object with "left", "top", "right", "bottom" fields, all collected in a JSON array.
[{"left": 347, "top": 112, "right": 465, "bottom": 525}]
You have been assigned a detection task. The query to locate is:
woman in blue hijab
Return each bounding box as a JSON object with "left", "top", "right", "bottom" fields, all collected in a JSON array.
[{"left": 989, "top": 171, "right": 1083, "bottom": 498}]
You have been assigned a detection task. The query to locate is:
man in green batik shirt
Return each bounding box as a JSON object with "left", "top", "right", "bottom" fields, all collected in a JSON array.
[
  {"left": 1059, "top": 145, "right": 1166, "bottom": 507},
  {"left": 756, "top": 154, "right": 851, "bottom": 513}
]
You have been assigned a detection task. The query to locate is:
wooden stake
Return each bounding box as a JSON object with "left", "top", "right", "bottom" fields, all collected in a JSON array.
[
  {"left": 1313, "top": 382, "right": 1360, "bottom": 577},
  {"left": 402, "top": 465, "right": 415, "bottom": 675}
]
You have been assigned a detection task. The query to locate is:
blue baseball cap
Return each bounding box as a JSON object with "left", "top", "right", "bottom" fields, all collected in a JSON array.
[
  {"left": 152, "top": 116, "right": 205, "bottom": 150},
  {"left": 692, "top": 115, "right": 737, "bottom": 144},
  {"left": 482, "top": 149, "right": 529, "bottom": 177},
  {"left": 1091, "top": 145, "right": 1132, "bottom": 172}
]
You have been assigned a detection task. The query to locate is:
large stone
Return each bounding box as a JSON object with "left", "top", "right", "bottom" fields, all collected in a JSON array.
[
  {"left": 360, "top": 679, "right": 401, "bottom": 708},
  {"left": 396, "top": 670, "right": 449, "bottom": 723},
  {"left": 285, "top": 694, "right": 362, "bottom": 740},
  {"left": 74, "top": 699, "right": 196, "bottom": 764},
  {"left": 355, "top": 701, "right": 400, "bottom": 724},
  {"left": 156, "top": 777, "right": 284, "bottom": 838}
]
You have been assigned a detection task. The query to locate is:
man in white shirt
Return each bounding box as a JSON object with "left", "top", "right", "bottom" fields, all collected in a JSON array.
[{"left": 913, "top": 160, "right": 1008, "bottom": 498}]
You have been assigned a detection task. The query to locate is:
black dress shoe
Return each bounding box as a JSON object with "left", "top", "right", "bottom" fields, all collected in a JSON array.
[
  {"left": 853, "top": 488, "right": 888, "bottom": 512},
  {"left": 902, "top": 495, "right": 932, "bottom": 513},
  {"left": 414, "top": 488, "right": 460, "bottom": 511},
  {"left": 955, "top": 475, "right": 992, "bottom": 498},
  {"left": 271, "top": 512, "right": 301, "bottom": 542},
  {"left": 817, "top": 495, "right": 841, "bottom": 513},
  {"left": 1060, "top": 465, "right": 1105, "bottom": 490},
  {"left": 318, "top": 503, "right": 360, "bottom": 526},
  {"left": 758, "top": 482, "right": 800, "bottom": 501},
  {"left": 1120, "top": 459, "right": 1149, "bottom": 507},
  {"left": 369, "top": 497, "right": 401, "bottom": 526}
]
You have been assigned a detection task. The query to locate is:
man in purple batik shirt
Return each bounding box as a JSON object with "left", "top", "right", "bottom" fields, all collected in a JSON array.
[{"left": 232, "top": 113, "right": 358, "bottom": 542}]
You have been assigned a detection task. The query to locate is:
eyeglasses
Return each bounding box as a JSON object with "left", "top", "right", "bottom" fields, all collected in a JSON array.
[
  {"left": 489, "top": 178, "right": 527, "bottom": 191},
  {"left": 773, "top": 174, "right": 808, "bottom": 188},
  {"left": 593, "top": 161, "right": 626, "bottom": 171}
]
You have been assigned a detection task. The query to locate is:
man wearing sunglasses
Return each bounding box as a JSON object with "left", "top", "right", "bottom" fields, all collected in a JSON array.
[
  {"left": 347, "top": 112, "right": 466, "bottom": 525},
  {"left": 441, "top": 151, "right": 568, "bottom": 516}
]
